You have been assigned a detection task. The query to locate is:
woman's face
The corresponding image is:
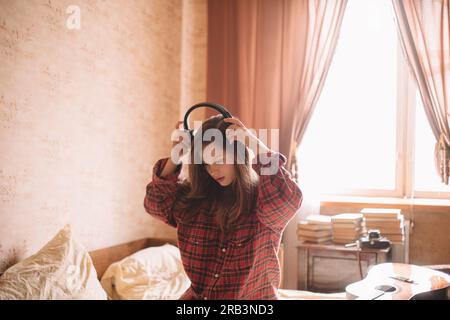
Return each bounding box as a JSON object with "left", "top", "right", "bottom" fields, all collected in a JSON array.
[{"left": 203, "top": 148, "right": 236, "bottom": 187}]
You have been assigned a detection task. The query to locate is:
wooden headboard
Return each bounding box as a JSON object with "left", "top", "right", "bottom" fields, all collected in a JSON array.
[
  {"left": 89, "top": 237, "right": 178, "bottom": 279},
  {"left": 88, "top": 237, "right": 285, "bottom": 283}
]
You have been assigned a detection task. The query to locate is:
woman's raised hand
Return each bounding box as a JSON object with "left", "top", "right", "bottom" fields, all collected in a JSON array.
[
  {"left": 170, "top": 120, "right": 191, "bottom": 165},
  {"left": 172, "top": 121, "right": 185, "bottom": 148},
  {"left": 223, "top": 117, "right": 252, "bottom": 144},
  {"left": 223, "top": 117, "right": 270, "bottom": 155}
]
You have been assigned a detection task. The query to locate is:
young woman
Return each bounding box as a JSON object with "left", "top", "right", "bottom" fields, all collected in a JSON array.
[{"left": 143, "top": 115, "right": 303, "bottom": 300}]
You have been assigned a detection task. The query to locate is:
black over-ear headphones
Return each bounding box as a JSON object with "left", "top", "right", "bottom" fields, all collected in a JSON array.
[{"left": 183, "top": 102, "right": 233, "bottom": 140}]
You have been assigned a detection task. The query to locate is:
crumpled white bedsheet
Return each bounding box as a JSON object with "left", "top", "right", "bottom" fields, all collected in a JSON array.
[{"left": 100, "top": 243, "right": 191, "bottom": 300}]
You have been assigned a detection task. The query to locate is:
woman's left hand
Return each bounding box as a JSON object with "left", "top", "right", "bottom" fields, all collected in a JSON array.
[
  {"left": 223, "top": 117, "right": 252, "bottom": 145},
  {"left": 223, "top": 117, "right": 270, "bottom": 154}
]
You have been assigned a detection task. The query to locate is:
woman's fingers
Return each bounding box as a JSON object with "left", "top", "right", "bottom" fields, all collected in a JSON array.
[
  {"left": 175, "top": 120, "right": 183, "bottom": 129},
  {"left": 223, "top": 118, "right": 237, "bottom": 123},
  {"left": 226, "top": 125, "right": 248, "bottom": 145},
  {"left": 226, "top": 124, "right": 242, "bottom": 135},
  {"left": 172, "top": 121, "right": 188, "bottom": 148},
  {"left": 226, "top": 124, "right": 239, "bottom": 130},
  {"left": 224, "top": 118, "right": 246, "bottom": 132}
]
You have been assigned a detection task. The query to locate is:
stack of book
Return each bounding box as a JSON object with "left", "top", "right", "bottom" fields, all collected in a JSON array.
[
  {"left": 331, "top": 213, "right": 365, "bottom": 244},
  {"left": 297, "top": 215, "right": 332, "bottom": 243},
  {"left": 360, "top": 208, "right": 405, "bottom": 244}
]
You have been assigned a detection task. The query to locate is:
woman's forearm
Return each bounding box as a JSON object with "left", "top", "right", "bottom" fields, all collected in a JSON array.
[
  {"left": 223, "top": 117, "right": 272, "bottom": 156},
  {"left": 159, "top": 157, "right": 181, "bottom": 177}
]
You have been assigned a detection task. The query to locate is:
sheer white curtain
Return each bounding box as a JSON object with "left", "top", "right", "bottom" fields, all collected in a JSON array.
[{"left": 392, "top": 0, "right": 450, "bottom": 185}]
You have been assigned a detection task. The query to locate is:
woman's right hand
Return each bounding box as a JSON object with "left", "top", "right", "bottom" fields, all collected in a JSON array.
[
  {"left": 172, "top": 121, "right": 185, "bottom": 147},
  {"left": 169, "top": 120, "right": 191, "bottom": 165}
]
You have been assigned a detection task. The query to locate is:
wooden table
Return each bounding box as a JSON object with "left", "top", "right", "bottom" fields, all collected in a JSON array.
[{"left": 297, "top": 241, "right": 391, "bottom": 292}]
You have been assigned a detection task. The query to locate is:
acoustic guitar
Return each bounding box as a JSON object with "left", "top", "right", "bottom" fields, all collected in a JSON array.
[{"left": 346, "top": 263, "right": 450, "bottom": 300}]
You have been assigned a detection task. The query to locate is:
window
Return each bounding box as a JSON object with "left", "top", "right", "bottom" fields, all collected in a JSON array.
[{"left": 296, "top": 0, "right": 450, "bottom": 199}]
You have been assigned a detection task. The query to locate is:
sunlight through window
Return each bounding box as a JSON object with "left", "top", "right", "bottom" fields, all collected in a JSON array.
[{"left": 297, "top": 0, "right": 398, "bottom": 195}]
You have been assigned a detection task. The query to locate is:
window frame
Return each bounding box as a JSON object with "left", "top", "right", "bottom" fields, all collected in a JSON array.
[{"left": 310, "top": 34, "right": 450, "bottom": 200}]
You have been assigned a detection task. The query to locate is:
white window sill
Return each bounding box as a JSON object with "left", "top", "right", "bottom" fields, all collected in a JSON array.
[{"left": 320, "top": 195, "right": 450, "bottom": 209}]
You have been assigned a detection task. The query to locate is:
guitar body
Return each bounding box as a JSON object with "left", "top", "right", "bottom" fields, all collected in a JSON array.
[{"left": 346, "top": 263, "right": 450, "bottom": 300}]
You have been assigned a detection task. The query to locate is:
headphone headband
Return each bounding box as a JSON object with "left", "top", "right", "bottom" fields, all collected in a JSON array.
[{"left": 183, "top": 102, "right": 232, "bottom": 137}]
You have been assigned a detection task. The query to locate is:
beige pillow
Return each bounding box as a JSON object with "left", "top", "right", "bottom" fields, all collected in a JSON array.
[
  {"left": 101, "top": 243, "right": 190, "bottom": 300},
  {"left": 0, "top": 225, "right": 107, "bottom": 300}
]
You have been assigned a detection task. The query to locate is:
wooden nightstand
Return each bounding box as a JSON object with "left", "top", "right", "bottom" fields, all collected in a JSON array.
[{"left": 297, "top": 242, "right": 391, "bottom": 293}]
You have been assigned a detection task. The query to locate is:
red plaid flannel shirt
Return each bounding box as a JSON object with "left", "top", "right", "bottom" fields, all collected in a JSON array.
[{"left": 143, "top": 151, "right": 303, "bottom": 300}]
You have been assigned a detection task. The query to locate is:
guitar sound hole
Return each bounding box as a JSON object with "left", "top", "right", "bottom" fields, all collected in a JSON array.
[{"left": 375, "top": 285, "right": 397, "bottom": 293}]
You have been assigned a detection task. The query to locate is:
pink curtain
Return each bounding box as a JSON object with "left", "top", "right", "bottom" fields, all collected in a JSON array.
[
  {"left": 392, "top": 0, "right": 450, "bottom": 185},
  {"left": 207, "top": 0, "right": 348, "bottom": 181}
]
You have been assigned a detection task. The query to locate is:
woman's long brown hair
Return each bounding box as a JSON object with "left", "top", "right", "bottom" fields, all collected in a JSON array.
[{"left": 174, "top": 115, "right": 259, "bottom": 234}]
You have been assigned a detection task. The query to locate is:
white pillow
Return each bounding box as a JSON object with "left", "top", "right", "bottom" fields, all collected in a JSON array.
[
  {"left": 0, "top": 225, "right": 107, "bottom": 300},
  {"left": 100, "top": 243, "right": 190, "bottom": 300}
]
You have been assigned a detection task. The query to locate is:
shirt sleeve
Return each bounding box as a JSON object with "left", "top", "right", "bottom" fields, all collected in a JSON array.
[
  {"left": 252, "top": 151, "right": 303, "bottom": 233},
  {"left": 143, "top": 158, "right": 182, "bottom": 228}
]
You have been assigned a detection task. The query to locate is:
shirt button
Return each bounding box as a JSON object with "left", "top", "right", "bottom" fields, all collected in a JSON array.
[
  {"left": 214, "top": 273, "right": 219, "bottom": 278},
  {"left": 221, "top": 248, "right": 226, "bottom": 252},
  {"left": 203, "top": 296, "right": 208, "bottom": 300}
]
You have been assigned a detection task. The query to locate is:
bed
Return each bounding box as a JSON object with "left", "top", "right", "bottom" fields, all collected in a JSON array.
[
  {"left": 1, "top": 228, "right": 447, "bottom": 300},
  {"left": 88, "top": 237, "right": 347, "bottom": 300},
  {"left": 0, "top": 226, "right": 345, "bottom": 300}
]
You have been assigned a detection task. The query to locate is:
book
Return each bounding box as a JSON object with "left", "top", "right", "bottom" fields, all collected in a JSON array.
[
  {"left": 332, "top": 228, "right": 363, "bottom": 238},
  {"left": 331, "top": 213, "right": 363, "bottom": 224},
  {"left": 365, "top": 227, "right": 404, "bottom": 235},
  {"left": 332, "top": 222, "right": 366, "bottom": 230},
  {"left": 297, "top": 229, "right": 332, "bottom": 238},
  {"left": 365, "top": 217, "right": 404, "bottom": 228},
  {"left": 306, "top": 215, "right": 332, "bottom": 225},
  {"left": 298, "top": 221, "right": 332, "bottom": 231},
  {"left": 298, "top": 236, "right": 332, "bottom": 244},
  {"left": 361, "top": 208, "right": 402, "bottom": 220}
]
